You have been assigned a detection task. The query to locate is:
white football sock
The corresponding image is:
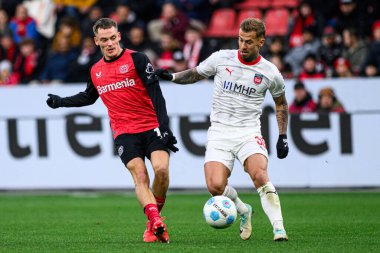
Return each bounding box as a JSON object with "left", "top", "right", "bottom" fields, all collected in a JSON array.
[
  {"left": 222, "top": 185, "right": 249, "bottom": 215},
  {"left": 257, "top": 182, "right": 285, "bottom": 230}
]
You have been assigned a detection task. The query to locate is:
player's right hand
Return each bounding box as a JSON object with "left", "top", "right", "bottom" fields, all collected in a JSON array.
[
  {"left": 154, "top": 68, "right": 174, "bottom": 81},
  {"left": 46, "top": 94, "right": 62, "bottom": 109}
]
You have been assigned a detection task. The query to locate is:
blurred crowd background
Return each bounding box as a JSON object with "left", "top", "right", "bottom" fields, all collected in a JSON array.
[{"left": 0, "top": 0, "right": 379, "bottom": 113}]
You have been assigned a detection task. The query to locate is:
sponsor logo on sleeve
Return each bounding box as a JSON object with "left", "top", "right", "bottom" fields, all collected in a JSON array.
[{"left": 146, "top": 63, "right": 154, "bottom": 79}]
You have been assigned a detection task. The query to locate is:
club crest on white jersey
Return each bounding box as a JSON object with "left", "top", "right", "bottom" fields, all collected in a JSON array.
[{"left": 254, "top": 73, "right": 263, "bottom": 85}]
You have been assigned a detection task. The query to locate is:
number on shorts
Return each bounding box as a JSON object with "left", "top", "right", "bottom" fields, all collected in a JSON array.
[
  {"left": 255, "top": 136, "right": 266, "bottom": 149},
  {"left": 154, "top": 127, "right": 162, "bottom": 137}
]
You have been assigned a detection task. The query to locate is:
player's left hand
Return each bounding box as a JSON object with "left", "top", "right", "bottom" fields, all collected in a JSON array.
[
  {"left": 159, "top": 127, "right": 179, "bottom": 153},
  {"left": 276, "top": 134, "right": 288, "bottom": 159}
]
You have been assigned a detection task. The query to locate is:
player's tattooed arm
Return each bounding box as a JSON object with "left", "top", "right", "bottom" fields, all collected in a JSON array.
[
  {"left": 273, "top": 93, "right": 288, "bottom": 135},
  {"left": 173, "top": 68, "right": 206, "bottom": 84}
]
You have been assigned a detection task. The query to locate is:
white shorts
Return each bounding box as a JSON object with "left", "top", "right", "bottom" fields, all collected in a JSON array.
[{"left": 204, "top": 125, "right": 268, "bottom": 171}]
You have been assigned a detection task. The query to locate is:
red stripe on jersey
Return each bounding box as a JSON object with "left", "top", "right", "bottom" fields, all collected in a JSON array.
[{"left": 90, "top": 50, "right": 159, "bottom": 138}]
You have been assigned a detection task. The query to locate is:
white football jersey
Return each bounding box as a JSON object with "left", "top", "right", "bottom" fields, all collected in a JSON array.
[{"left": 196, "top": 49, "right": 285, "bottom": 129}]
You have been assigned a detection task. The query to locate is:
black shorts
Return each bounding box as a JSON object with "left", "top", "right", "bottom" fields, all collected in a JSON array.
[{"left": 114, "top": 128, "right": 169, "bottom": 165}]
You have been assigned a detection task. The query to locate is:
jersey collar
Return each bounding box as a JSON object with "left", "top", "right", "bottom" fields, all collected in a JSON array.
[
  {"left": 237, "top": 51, "right": 261, "bottom": 66},
  {"left": 104, "top": 48, "right": 125, "bottom": 63}
]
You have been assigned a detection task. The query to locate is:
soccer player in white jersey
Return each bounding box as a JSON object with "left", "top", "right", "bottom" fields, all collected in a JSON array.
[{"left": 155, "top": 18, "right": 289, "bottom": 241}]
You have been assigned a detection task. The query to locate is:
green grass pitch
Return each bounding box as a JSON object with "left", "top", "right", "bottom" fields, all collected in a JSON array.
[{"left": 1, "top": 191, "right": 379, "bottom": 252}]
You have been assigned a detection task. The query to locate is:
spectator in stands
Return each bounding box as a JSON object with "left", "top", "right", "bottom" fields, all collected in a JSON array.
[
  {"left": 39, "top": 35, "right": 78, "bottom": 83},
  {"left": 0, "top": 32, "right": 20, "bottom": 64},
  {"left": 361, "top": 20, "right": 380, "bottom": 77},
  {"left": 110, "top": 4, "right": 143, "bottom": 46},
  {"left": 128, "top": 0, "right": 157, "bottom": 24},
  {"left": 316, "top": 87, "right": 345, "bottom": 113},
  {"left": 66, "top": 37, "right": 101, "bottom": 83},
  {"left": 333, "top": 57, "right": 353, "bottom": 78},
  {"left": 298, "top": 53, "right": 325, "bottom": 80},
  {"left": 269, "top": 54, "right": 293, "bottom": 79},
  {"left": 342, "top": 27, "right": 368, "bottom": 75},
  {"left": 0, "top": 0, "right": 23, "bottom": 18},
  {"left": 148, "top": 2, "right": 189, "bottom": 44},
  {"left": 80, "top": 6, "right": 103, "bottom": 38},
  {"left": 306, "top": 0, "right": 338, "bottom": 23},
  {"left": 319, "top": 26, "right": 342, "bottom": 77},
  {"left": 172, "top": 50, "right": 187, "bottom": 72},
  {"left": 154, "top": 32, "right": 182, "bottom": 71},
  {"left": 264, "top": 36, "right": 286, "bottom": 59},
  {"left": 13, "top": 38, "right": 39, "bottom": 84},
  {"left": 288, "top": 0, "right": 324, "bottom": 48},
  {"left": 289, "top": 81, "right": 316, "bottom": 113},
  {"left": 0, "top": 9, "right": 11, "bottom": 38},
  {"left": 364, "top": 0, "right": 380, "bottom": 23},
  {"left": 183, "top": 25, "right": 211, "bottom": 68},
  {"left": 8, "top": 4, "right": 39, "bottom": 43},
  {"left": 124, "top": 26, "right": 157, "bottom": 62},
  {"left": 335, "top": 0, "right": 370, "bottom": 37},
  {"left": 92, "top": 0, "right": 120, "bottom": 17},
  {"left": 170, "top": 0, "right": 210, "bottom": 23},
  {"left": 0, "top": 60, "right": 20, "bottom": 85},
  {"left": 162, "top": 2, "right": 190, "bottom": 44},
  {"left": 285, "top": 27, "right": 321, "bottom": 76},
  {"left": 52, "top": 17, "right": 82, "bottom": 52}
]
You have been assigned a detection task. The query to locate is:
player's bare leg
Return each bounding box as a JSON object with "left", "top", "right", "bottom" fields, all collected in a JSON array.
[
  {"left": 150, "top": 150, "right": 170, "bottom": 242},
  {"left": 204, "top": 162, "right": 229, "bottom": 196},
  {"left": 126, "top": 157, "right": 169, "bottom": 243},
  {"left": 151, "top": 151, "right": 170, "bottom": 211},
  {"left": 127, "top": 157, "right": 156, "bottom": 208},
  {"left": 244, "top": 154, "right": 288, "bottom": 241},
  {"left": 205, "top": 162, "right": 252, "bottom": 240}
]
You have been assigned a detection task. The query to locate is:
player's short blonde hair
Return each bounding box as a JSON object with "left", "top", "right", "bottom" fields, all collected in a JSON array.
[{"left": 240, "top": 18, "right": 266, "bottom": 38}]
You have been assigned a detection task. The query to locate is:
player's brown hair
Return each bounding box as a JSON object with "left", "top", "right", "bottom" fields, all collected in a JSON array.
[
  {"left": 93, "top": 18, "right": 118, "bottom": 35},
  {"left": 240, "top": 18, "right": 266, "bottom": 38}
]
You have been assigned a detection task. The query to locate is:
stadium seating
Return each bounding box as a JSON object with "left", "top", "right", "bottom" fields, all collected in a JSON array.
[
  {"left": 271, "top": 0, "right": 299, "bottom": 9},
  {"left": 204, "top": 8, "right": 236, "bottom": 37},
  {"left": 233, "top": 9, "right": 263, "bottom": 32},
  {"left": 237, "top": 9, "right": 263, "bottom": 24},
  {"left": 235, "top": 0, "right": 271, "bottom": 10},
  {"left": 265, "top": 8, "right": 289, "bottom": 36}
]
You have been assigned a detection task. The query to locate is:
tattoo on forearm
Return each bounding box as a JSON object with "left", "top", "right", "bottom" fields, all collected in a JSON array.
[
  {"left": 173, "top": 68, "right": 205, "bottom": 84},
  {"left": 274, "top": 94, "right": 289, "bottom": 135}
]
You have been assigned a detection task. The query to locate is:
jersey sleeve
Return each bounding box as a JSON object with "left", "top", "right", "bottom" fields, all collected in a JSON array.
[
  {"left": 60, "top": 75, "right": 99, "bottom": 107},
  {"left": 196, "top": 51, "right": 220, "bottom": 77},
  {"left": 131, "top": 51, "right": 170, "bottom": 128},
  {"left": 269, "top": 69, "right": 285, "bottom": 98},
  {"left": 131, "top": 52, "right": 156, "bottom": 86}
]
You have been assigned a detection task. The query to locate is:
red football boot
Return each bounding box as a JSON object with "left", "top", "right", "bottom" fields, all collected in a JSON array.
[
  {"left": 151, "top": 217, "right": 170, "bottom": 243},
  {"left": 143, "top": 221, "right": 158, "bottom": 243}
]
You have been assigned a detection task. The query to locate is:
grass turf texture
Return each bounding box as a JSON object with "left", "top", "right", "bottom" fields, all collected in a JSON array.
[{"left": 1, "top": 192, "right": 379, "bottom": 253}]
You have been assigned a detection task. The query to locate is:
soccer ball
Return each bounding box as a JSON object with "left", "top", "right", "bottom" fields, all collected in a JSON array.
[{"left": 203, "top": 195, "right": 237, "bottom": 229}]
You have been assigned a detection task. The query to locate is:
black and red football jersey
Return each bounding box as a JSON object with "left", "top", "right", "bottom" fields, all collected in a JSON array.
[{"left": 59, "top": 49, "right": 170, "bottom": 139}]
